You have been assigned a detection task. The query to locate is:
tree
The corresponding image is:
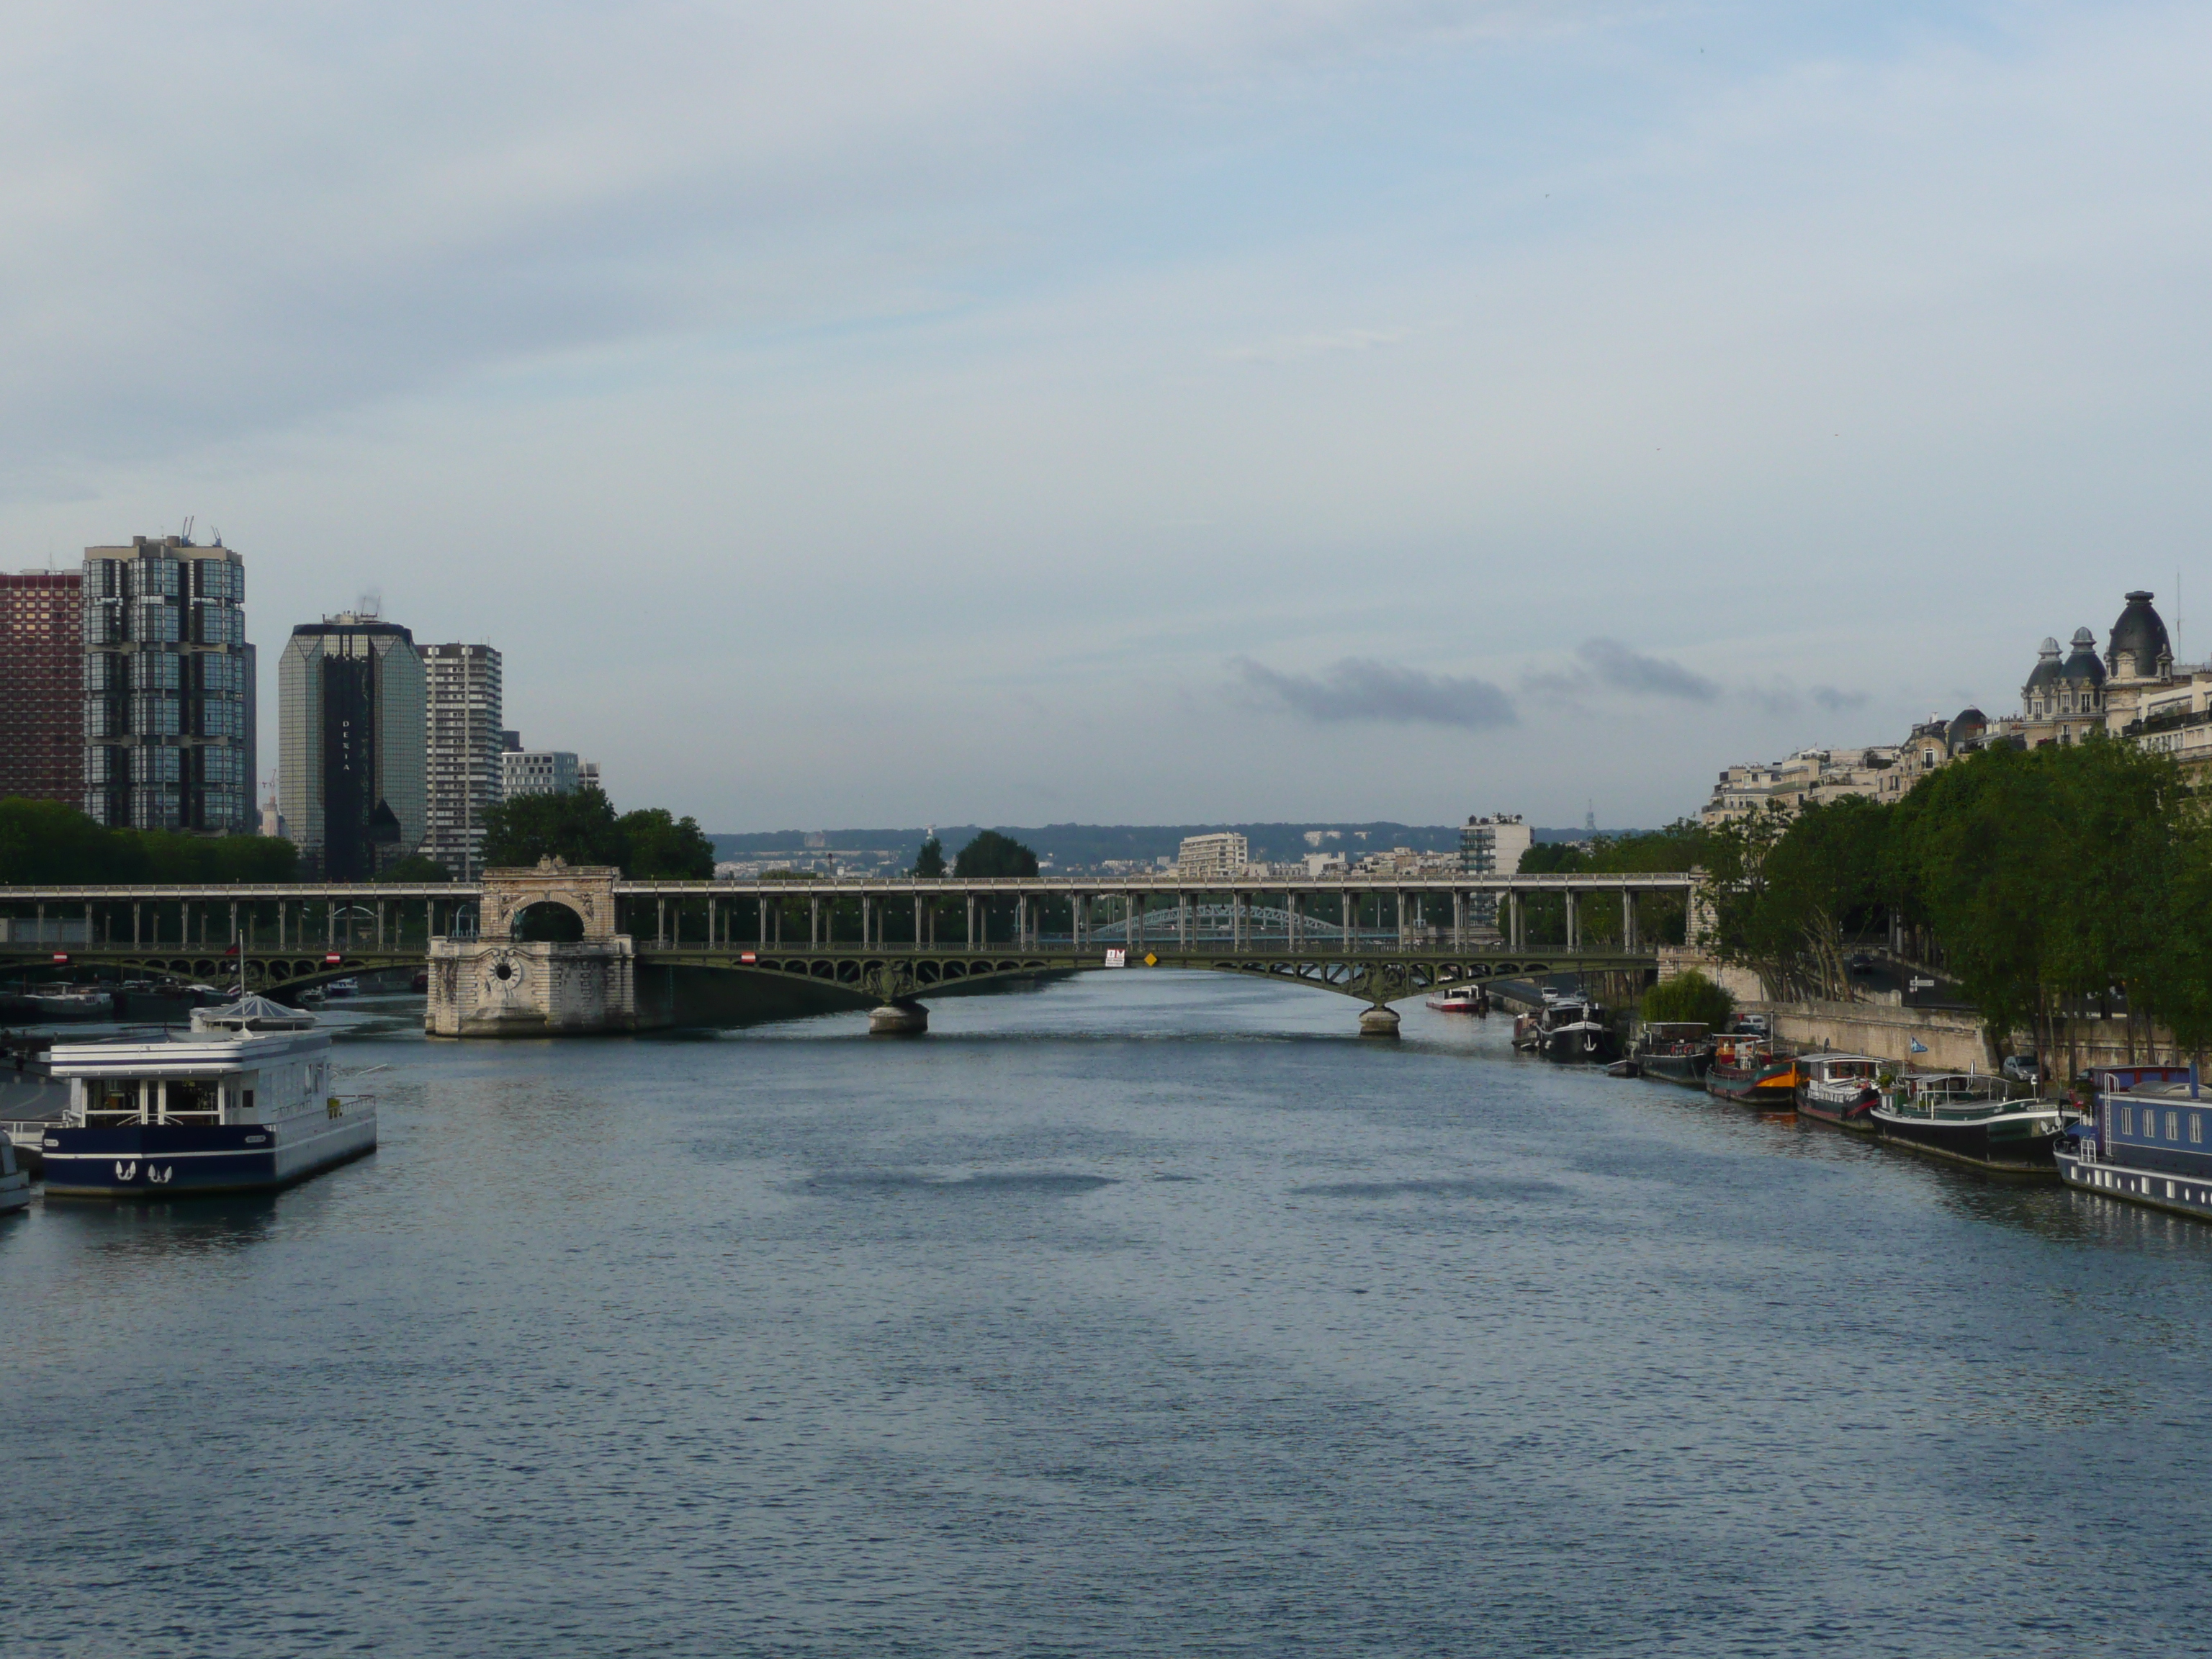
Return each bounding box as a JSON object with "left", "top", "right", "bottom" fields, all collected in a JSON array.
[
  {"left": 0, "top": 797, "right": 299, "bottom": 884},
  {"left": 479, "top": 785, "right": 624, "bottom": 869},
  {"left": 1640, "top": 969, "right": 1735, "bottom": 1030},
  {"left": 1703, "top": 799, "right": 1889, "bottom": 1002},
  {"left": 914, "top": 836, "right": 946, "bottom": 878},
  {"left": 376, "top": 853, "right": 452, "bottom": 884},
  {"left": 953, "top": 830, "right": 1038, "bottom": 878},
  {"left": 617, "top": 808, "right": 716, "bottom": 878},
  {"left": 0, "top": 798, "right": 130, "bottom": 883}
]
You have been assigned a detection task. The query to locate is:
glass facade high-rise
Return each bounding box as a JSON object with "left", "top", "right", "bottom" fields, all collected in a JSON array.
[
  {"left": 278, "top": 614, "right": 426, "bottom": 880},
  {"left": 1, "top": 570, "right": 85, "bottom": 806},
  {"left": 81, "top": 536, "right": 255, "bottom": 834},
  {"left": 423, "top": 644, "right": 503, "bottom": 879}
]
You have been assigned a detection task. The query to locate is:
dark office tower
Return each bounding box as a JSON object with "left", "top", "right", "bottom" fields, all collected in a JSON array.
[
  {"left": 0, "top": 570, "right": 86, "bottom": 805},
  {"left": 422, "top": 644, "right": 503, "bottom": 880},
  {"left": 278, "top": 613, "right": 426, "bottom": 880},
  {"left": 81, "top": 536, "right": 255, "bottom": 833}
]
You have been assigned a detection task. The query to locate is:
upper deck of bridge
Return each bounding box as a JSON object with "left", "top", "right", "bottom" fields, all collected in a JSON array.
[{"left": 0, "top": 871, "right": 1699, "bottom": 903}]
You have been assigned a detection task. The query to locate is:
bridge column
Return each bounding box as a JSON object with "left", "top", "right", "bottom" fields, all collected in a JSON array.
[
  {"left": 1566, "top": 890, "right": 1578, "bottom": 952},
  {"left": 1510, "top": 891, "right": 1524, "bottom": 951},
  {"left": 1358, "top": 1004, "right": 1401, "bottom": 1038},
  {"left": 966, "top": 895, "right": 975, "bottom": 948},
  {"left": 132, "top": 902, "right": 140, "bottom": 945},
  {"left": 1622, "top": 890, "right": 1635, "bottom": 952},
  {"left": 1452, "top": 891, "right": 1465, "bottom": 948}
]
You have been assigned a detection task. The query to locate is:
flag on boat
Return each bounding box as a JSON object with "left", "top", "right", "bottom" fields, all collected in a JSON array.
[{"left": 1910, "top": 1038, "right": 1928, "bottom": 1054}]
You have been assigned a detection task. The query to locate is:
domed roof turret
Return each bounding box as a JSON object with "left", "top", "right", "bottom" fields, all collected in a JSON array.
[
  {"left": 2107, "top": 590, "right": 2172, "bottom": 679},
  {"left": 1947, "top": 707, "right": 1987, "bottom": 750},
  {"left": 2060, "top": 626, "right": 2106, "bottom": 685},
  {"left": 2025, "top": 637, "right": 2063, "bottom": 692}
]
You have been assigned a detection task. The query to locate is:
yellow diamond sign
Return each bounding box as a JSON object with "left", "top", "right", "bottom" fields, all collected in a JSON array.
[{"left": 1143, "top": 952, "right": 1159, "bottom": 967}]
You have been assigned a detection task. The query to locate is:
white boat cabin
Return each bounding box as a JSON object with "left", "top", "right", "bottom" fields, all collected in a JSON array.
[{"left": 48, "top": 998, "right": 335, "bottom": 1131}]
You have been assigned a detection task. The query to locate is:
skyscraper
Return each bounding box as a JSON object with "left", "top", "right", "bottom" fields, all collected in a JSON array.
[
  {"left": 0, "top": 570, "right": 84, "bottom": 806},
  {"left": 423, "top": 643, "right": 503, "bottom": 879},
  {"left": 81, "top": 536, "right": 255, "bottom": 833},
  {"left": 278, "top": 613, "right": 426, "bottom": 879}
]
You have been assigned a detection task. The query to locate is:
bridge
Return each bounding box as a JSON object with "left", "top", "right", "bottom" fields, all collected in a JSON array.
[{"left": 0, "top": 863, "right": 1706, "bottom": 1036}]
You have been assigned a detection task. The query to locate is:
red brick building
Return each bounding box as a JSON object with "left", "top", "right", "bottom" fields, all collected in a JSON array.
[{"left": 1, "top": 570, "right": 84, "bottom": 805}]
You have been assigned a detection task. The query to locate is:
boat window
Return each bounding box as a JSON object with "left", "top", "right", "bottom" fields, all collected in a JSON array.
[
  {"left": 2121, "top": 1106, "right": 2134, "bottom": 1136},
  {"left": 2169, "top": 1111, "right": 2182, "bottom": 1142},
  {"left": 2193, "top": 1115, "right": 2203, "bottom": 1145}
]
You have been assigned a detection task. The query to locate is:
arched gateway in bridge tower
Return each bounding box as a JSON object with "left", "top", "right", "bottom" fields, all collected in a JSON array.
[{"left": 425, "top": 859, "right": 644, "bottom": 1038}]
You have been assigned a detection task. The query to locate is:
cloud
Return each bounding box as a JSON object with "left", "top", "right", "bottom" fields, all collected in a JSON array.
[
  {"left": 1575, "top": 638, "right": 1720, "bottom": 701},
  {"left": 1215, "top": 328, "right": 1412, "bottom": 362},
  {"left": 1809, "top": 685, "right": 1871, "bottom": 713},
  {"left": 1233, "top": 657, "right": 1516, "bottom": 729}
]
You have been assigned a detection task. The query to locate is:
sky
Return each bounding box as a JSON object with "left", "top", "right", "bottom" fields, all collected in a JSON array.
[{"left": 6, "top": 0, "right": 2209, "bottom": 831}]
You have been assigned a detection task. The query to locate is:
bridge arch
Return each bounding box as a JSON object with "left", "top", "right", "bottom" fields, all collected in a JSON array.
[{"left": 511, "top": 900, "right": 588, "bottom": 943}]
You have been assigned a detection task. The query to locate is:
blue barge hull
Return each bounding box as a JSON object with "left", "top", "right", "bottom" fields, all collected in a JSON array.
[
  {"left": 2057, "top": 1146, "right": 2212, "bottom": 1222},
  {"left": 41, "top": 1115, "right": 376, "bottom": 1200}
]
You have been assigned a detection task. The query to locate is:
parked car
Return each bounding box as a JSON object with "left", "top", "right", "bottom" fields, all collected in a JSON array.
[
  {"left": 1733, "top": 1012, "right": 1771, "bottom": 1037},
  {"left": 2000, "top": 1054, "right": 2042, "bottom": 1089},
  {"left": 1847, "top": 952, "right": 1874, "bottom": 974}
]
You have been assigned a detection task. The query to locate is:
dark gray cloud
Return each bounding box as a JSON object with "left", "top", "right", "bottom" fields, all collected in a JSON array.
[
  {"left": 1576, "top": 638, "right": 1721, "bottom": 701},
  {"left": 1233, "top": 657, "right": 1516, "bottom": 730},
  {"left": 1809, "top": 685, "right": 1871, "bottom": 713}
]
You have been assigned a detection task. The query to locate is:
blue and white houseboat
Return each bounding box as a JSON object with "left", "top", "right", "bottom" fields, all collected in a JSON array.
[
  {"left": 2056, "top": 1064, "right": 2212, "bottom": 1220},
  {"left": 40, "top": 996, "right": 376, "bottom": 1200}
]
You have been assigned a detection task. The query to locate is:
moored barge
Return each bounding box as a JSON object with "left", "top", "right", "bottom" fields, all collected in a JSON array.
[
  {"left": 1870, "top": 1071, "right": 2067, "bottom": 1174},
  {"left": 40, "top": 996, "right": 377, "bottom": 1200},
  {"left": 2056, "top": 1065, "right": 2212, "bottom": 1220},
  {"left": 1797, "top": 1053, "right": 1883, "bottom": 1131},
  {"left": 1514, "top": 997, "right": 1617, "bottom": 1063},
  {"left": 1706, "top": 1036, "right": 1799, "bottom": 1107},
  {"left": 1629, "top": 1022, "right": 1714, "bottom": 1087},
  {"left": 1426, "top": 985, "right": 1488, "bottom": 1015}
]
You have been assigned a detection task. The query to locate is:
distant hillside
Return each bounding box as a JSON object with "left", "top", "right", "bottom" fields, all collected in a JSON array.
[{"left": 709, "top": 821, "right": 1645, "bottom": 871}]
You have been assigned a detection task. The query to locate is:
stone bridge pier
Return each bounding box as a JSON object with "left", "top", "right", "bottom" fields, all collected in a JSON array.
[{"left": 426, "top": 860, "right": 653, "bottom": 1038}]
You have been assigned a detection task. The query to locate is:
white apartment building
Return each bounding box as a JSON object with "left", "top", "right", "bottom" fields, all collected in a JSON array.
[
  {"left": 1176, "top": 832, "right": 1249, "bottom": 879},
  {"left": 1458, "top": 815, "right": 1532, "bottom": 929},
  {"left": 1457, "top": 814, "right": 1532, "bottom": 877},
  {"left": 423, "top": 644, "right": 503, "bottom": 879}
]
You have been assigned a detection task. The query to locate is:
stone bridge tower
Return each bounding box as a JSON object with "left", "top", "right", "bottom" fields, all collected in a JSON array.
[{"left": 425, "top": 858, "right": 650, "bottom": 1037}]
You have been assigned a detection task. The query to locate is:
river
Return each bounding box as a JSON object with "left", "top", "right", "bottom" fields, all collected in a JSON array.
[{"left": 4, "top": 974, "right": 2209, "bottom": 1655}]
